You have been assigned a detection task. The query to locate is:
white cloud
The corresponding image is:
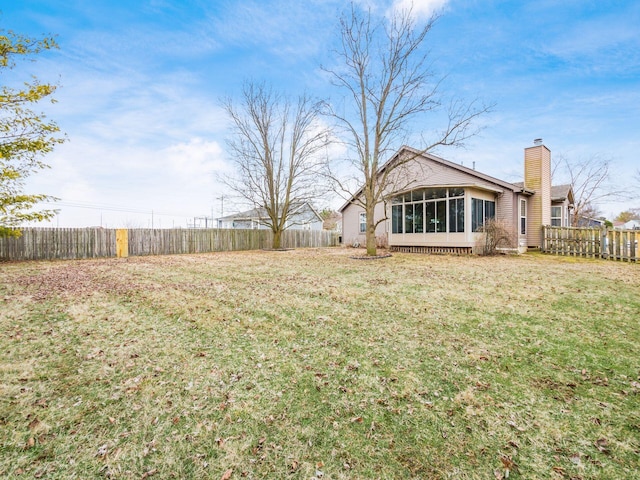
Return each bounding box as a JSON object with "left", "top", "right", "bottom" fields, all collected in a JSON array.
[
  {"left": 164, "top": 138, "right": 229, "bottom": 185},
  {"left": 390, "top": 0, "right": 450, "bottom": 19}
]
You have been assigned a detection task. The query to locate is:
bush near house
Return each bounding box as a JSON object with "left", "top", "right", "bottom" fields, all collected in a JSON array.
[{"left": 1, "top": 250, "right": 639, "bottom": 479}]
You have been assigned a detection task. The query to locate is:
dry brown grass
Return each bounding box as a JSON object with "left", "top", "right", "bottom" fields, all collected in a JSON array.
[{"left": 1, "top": 248, "right": 639, "bottom": 479}]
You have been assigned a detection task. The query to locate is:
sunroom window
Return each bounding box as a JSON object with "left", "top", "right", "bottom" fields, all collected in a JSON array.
[
  {"left": 471, "top": 198, "right": 496, "bottom": 232},
  {"left": 391, "top": 187, "right": 465, "bottom": 234}
]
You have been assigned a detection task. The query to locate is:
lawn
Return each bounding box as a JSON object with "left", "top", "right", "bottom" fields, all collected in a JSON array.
[{"left": 1, "top": 249, "right": 639, "bottom": 479}]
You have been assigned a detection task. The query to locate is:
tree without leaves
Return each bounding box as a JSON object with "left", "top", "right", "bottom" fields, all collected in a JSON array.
[
  {"left": 1, "top": 29, "right": 64, "bottom": 237},
  {"left": 554, "top": 154, "right": 629, "bottom": 227},
  {"left": 323, "top": 5, "right": 491, "bottom": 256},
  {"left": 222, "top": 82, "right": 330, "bottom": 249}
]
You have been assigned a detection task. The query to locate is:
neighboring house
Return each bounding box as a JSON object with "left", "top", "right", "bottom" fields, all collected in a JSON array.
[
  {"left": 217, "top": 202, "right": 324, "bottom": 231},
  {"left": 576, "top": 216, "right": 607, "bottom": 228},
  {"left": 615, "top": 219, "right": 640, "bottom": 230},
  {"left": 550, "top": 184, "right": 574, "bottom": 227},
  {"left": 340, "top": 141, "right": 574, "bottom": 253}
]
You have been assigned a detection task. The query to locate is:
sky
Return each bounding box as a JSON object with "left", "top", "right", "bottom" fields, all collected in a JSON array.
[{"left": 3, "top": 0, "right": 639, "bottom": 228}]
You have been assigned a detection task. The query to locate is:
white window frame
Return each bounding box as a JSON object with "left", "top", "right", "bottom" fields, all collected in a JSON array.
[
  {"left": 359, "top": 212, "right": 366, "bottom": 233},
  {"left": 520, "top": 199, "right": 527, "bottom": 235},
  {"left": 551, "top": 206, "right": 562, "bottom": 227}
]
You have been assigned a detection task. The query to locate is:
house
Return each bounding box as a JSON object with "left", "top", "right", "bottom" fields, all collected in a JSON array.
[
  {"left": 217, "top": 202, "right": 324, "bottom": 231},
  {"left": 340, "top": 141, "right": 574, "bottom": 253},
  {"left": 576, "top": 216, "right": 606, "bottom": 228},
  {"left": 615, "top": 219, "right": 640, "bottom": 230}
]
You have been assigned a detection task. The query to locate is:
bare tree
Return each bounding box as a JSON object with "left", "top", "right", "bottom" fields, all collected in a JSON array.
[
  {"left": 222, "top": 82, "right": 330, "bottom": 249},
  {"left": 555, "top": 154, "right": 628, "bottom": 226},
  {"left": 323, "top": 5, "right": 490, "bottom": 255}
]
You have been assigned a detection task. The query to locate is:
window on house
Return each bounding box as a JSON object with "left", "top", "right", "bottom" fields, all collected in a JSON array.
[
  {"left": 392, "top": 205, "right": 403, "bottom": 234},
  {"left": 414, "top": 202, "right": 424, "bottom": 233},
  {"left": 391, "top": 187, "right": 465, "bottom": 234},
  {"left": 520, "top": 199, "right": 527, "bottom": 235},
  {"left": 426, "top": 200, "right": 446, "bottom": 232},
  {"left": 404, "top": 203, "right": 414, "bottom": 233},
  {"left": 471, "top": 198, "right": 496, "bottom": 232},
  {"left": 359, "top": 212, "right": 366, "bottom": 233},
  {"left": 403, "top": 202, "right": 425, "bottom": 233},
  {"left": 551, "top": 206, "right": 562, "bottom": 227},
  {"left": 449, "top": 197, "right": 464, "bottom": 233}
]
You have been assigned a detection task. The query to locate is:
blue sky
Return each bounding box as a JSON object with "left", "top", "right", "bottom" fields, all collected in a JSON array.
[{"left": 4, "top": 0, "right": 639, "bottom": 227}]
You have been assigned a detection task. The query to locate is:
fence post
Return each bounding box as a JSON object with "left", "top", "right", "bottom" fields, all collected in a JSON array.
[{"left": 116, "top": 229, "right": 129, "bottom": 258}]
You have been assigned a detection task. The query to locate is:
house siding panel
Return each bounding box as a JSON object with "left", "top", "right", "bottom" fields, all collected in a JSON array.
[
  {"left": 524, "top": 145, "right": 551, "bottom": 248},
  {"left": 341, "top": 201, "right": 386, "bottom": 246},
  {"left": 383, "top": 157, "right": 507, "bottom": 196}
]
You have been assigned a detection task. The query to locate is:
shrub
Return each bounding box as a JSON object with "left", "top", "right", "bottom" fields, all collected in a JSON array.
[{"left": 477, "top": 219, "right": 515, "bottom": 255}]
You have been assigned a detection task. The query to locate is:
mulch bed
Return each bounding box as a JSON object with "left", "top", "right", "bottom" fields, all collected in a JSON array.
[{"left": 349, "top": 253, "right": 393, "bottom": 260}]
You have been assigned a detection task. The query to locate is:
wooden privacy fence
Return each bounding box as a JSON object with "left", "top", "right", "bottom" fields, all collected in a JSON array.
[
  {"left": 0, "top": 228, "right": 340, "bottom": 261},
  {"left": 542, "top": 226, "right": 639, "bottom": 262}
]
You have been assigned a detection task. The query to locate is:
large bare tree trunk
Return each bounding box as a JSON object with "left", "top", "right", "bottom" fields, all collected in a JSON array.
[
  {"left": 366, "top": 215, "right": 377, "bottom": 256},
  {"left": 272, "top": 229, "right": 282, "bottom": 249}
]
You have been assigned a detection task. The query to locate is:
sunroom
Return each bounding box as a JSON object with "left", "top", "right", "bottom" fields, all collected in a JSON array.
[{"left": 387, "top": 185, "right": 502, "bottom": 249}]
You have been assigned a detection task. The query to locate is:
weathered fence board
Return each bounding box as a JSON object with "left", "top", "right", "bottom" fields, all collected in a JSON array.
[
  {"left": 542, "top": 226, "right": 638, "bottom": 262},
  {"left": 0, "top": 228, "right": 339, "bottom": 261}
]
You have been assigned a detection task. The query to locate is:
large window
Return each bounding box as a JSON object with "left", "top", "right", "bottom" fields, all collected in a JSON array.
[
  {"left": 391, "top": 188, "right": 465, "bottom": 234},
  {"left": 471, "top": 198, "right": 496, "bottom": 232},
  {"left": 426, "top": 200, "right": 446, "bottom": 232},
  {"left": 520, "top": 199, "right": 527, "bottom": 235},
  {"left": 551, "top": 206, "right": 562, "bottom": 227},
  {"left": 359, "top": 212, "right": 366, "bottom": 233}
]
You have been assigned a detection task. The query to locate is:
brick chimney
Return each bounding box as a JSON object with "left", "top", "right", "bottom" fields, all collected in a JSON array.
[{"left": 524, "top": 140, "right": 551, "bottom": 248}]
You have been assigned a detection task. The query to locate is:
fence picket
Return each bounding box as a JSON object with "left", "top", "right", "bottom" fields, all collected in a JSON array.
[{"left": 542, "top": 226, "right": 638, "bottom": 263}]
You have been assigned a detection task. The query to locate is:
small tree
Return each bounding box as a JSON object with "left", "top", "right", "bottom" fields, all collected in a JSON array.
[
  {"left": 614, "top": 209, "right": 638, "bottom": 223},
  {"left": 223, "top": 82, "right": 330, "bottom": 249},
  {"left": 319, "top": 208, "right": 340, "bottom": 231},
  {"left": 323, "top": 5, "right": 490, "bottom": 256},
  {"left": 1, "top": 29, "right": 64, "bottom": 236},
  {"left": 614, "top": 210, "right": 640, "bottom": 223}
]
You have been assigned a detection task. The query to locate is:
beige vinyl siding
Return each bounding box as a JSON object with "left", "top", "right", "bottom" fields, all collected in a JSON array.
[
  {"left": 341, "top": 201, "right": 387, "bottom": 246},
  {"left": 383, "top": 156, "right": 510, "bottom": 196},
  {"left": 524, "top": 145, "right": 551, "bottom": 248},
  {"left": 496, "top": 191, "right": 516, "bottom": 233}
]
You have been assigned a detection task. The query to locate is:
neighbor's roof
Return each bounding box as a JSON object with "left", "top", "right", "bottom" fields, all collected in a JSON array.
[
  {"left": 550, "top": 184, "right": 573, "bottom": 203},
  {"left": 218, "top": 201, "right": 322, "bottom": 222}
]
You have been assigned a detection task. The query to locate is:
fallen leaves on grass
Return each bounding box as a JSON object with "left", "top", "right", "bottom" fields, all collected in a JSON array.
[
  {"left": 594, "top": 438, "right": 610, "bottom": 454},
  {"left": 141, "top": 468, "right": 158, "bottom": 479}
]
